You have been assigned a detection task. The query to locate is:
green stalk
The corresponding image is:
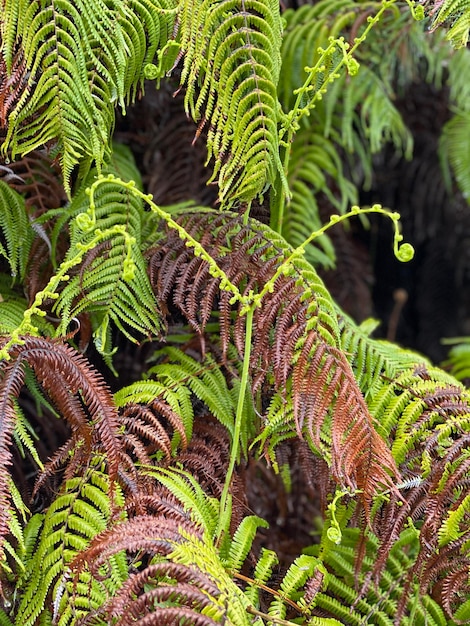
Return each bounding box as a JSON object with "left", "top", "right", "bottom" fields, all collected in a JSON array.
[{"left": 217, "top": 306, "right": 254, "bottom": 539}]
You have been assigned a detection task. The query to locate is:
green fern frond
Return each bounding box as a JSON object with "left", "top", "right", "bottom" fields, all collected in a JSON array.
[
  {"left": 145, "top": 466, "right": 221, "bottom": 537},
  {"left": 339, "top": 314, "right": 431, "bottom": 403},
  {"left": 1, "top": 0, "right": 174, "bottom": 193},
  {"left": 116, "top": 346, "right": 255, "bottom": 456},
  {"left": 438, "top": 474, "right": 470, "bottom": 547},
  {"left": 49, "top": 154, "right": 162, "bottom": 356},
  {"left": 148, "top": 347, "right": 254, "bottom": 451},
  {"left": 439, "top": 111, "right": 470, "bottom": 202},
  {"left": 308, "top": 527, "right": 447, "bottom": 625},
  {"left": 446, "top": 47, "right": 470, "bottom": 110},
  {"left": 174, "top": 0, "right": 283, "bottom": 206},
  {"left": 428, "top": 0, "right": 470, "bottom": 47},
  {"left": 0, "top": 181, "right": 34, "bottom": 282},
  {"left": 243, "top": 547, "right": 279, "bottom": 607},
  {"left": 278, "top": 0, "right": 359, "bottom": 112},
  {"left": 267, "top": 554, "right": 318, "bottom": 621},
  {"left": 12, "top": 398, "right": 43, "bottom": 469},
  {"left": 326, "top": 65, "right": 412, "bottom": 161},
  {"left": 442, "top": 337, "right": 470, "bottom": 381},
  {"left": 16, "top": 463, "right": 125, "bottom": 626},
  {"left": 224, "top": 515, "right": 268, "bottom": 571}
]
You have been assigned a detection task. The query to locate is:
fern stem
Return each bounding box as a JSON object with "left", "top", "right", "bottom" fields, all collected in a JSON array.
[
  {"left": 246, "top": 606, "right": 303, "bottom": 625},
  {"left": 271, "top": 0, "right": 401, "bottom": 235},
  {"left": 218, "top": 306, "right": 254, "bottom": 539}
]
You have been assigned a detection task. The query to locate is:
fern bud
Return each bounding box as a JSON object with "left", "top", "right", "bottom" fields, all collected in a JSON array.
[
  {"left": 347, "top": 58, "right": 360, "bottom": 76},
  {"left": 76, "top": 212, "right": 95, "bottom": 233},
  {"left": 396, "top": 243, "right": 415, "bottom": 263},
  {"left": 326, "top": 525, "right": 342, "bottom": 544},
  {"left": 144, "top": 63, "right": 160, "bottom": 80}
]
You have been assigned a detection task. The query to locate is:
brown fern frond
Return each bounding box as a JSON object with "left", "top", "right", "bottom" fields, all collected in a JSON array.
[
  {"left": 72, "top": 514, "right": 201, "bottom": 575},
  {"left": 120, "top": 399, "right": 188, "bottom": 464},
  {"left": 0, "top": 44, "right": 29, "bottom": 129},
  {"left": 436, "top": 565, "right": 470, "bottom": 621},
  {"left": 147, "top": 211, "right": 399, "bottom": 510},
  {"left": 0, "top": 337, "right": 127, "bottom": 511},
  {"left": 0, "top": 150, "right": 66, "bottom": 215},
  {"left": 0, "top": 348, "right": 24, "bottom": 566},
  {"left": 106, "top": 562, "right": 220, "bottom": 626},
  {"left": 121, "top": 415, "right": 248, "bottom": 529},
  {"left": 176, "top": 418, "right": 248, "bottom": 529}
]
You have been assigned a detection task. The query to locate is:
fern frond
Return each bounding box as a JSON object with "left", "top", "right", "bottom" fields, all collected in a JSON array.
[
  {"left": 67, "top": 466, "right": 255, "bottom": 625},
  {"left": 50, "top": 150, "right": 163, "bottom": 356},
  {"left": 0, "top": 149, "right": 66, "bottom": 216},
  {"left": 0, "top": 336, "right": 127, "bottom": 550},
  {"left": 267, "top": 554, "right": 317, "bottom": 621},
  {"left": 16, "top": 465, "right": 126, "bottom": 626},
  {"left": 1, "top": 0, "right": 175, "bottom": 192},
  {"left": 225, "top": 515, "right": 268, "bottom": 571},
  {"left": 283, "top": 127, "right": 357, "bottom": 269},
  {"left": 426, "top": 0, "right": 470, "bottom": 47},
  {"left": 0, "top": 181, "right": 34, "bottom": 282},
  {"left": 148, "top": 210, "right": 399, "bottom": 511},
  {"left": 308, "top": 527, "right": 447, "bottom": 625},
  {"left": 0, "top": 287, "right": 52, "bottom": 336},
  {"left": 147, "top": 346, "right": 255, "bottom": 450},
  {"left": 337, "top": 333, "right": 470, "bottom": 620},
  {"left": 439, "top": 110, "right": 470, "bottom": 202},
  {"left": 442, "top": 337, "right": 470, "bottom": 381},
  {"left": 0, "top": 43, "right": 28, "bottom": 129},
  {"left": 173, "top": 0, "right": 283, "bottom": 206},
  {"left": 243, "top": 547, "right": 279, "bottom": 607}
]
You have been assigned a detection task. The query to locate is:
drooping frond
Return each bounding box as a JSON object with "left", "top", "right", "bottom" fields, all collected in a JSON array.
[
  {"left": 147, "top": 210, "right": 399, "bottom": 509},
  {"left": 0, "top": 336, "right": 127, "bottom": 562},
  {"left": 169, "top": 0, "right": 284, "bottom": 206},
  {"left": 0, "top": 0, "right": 175, "bottom": 192},
  {"left": 337, "top": 324, "right": 470, "bottom": 620}
]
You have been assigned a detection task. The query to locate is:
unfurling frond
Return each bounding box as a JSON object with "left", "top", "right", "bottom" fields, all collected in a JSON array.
[
  {"left": 171, "top": 0, "right": 284, "bottom": 205},
  {"left": 147, "top": 210, "right": 399, "bottom": 509},
  {"left": 1, "top": 0, "right": 175, "bottom": 192},
  {"left": 51, "top": 147, "right": 163, "bottom": 357}
]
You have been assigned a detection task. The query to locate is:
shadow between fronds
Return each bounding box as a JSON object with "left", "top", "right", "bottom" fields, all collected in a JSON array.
[{"left": 146, "top": 209, "right": 400, "bottom": 512}]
